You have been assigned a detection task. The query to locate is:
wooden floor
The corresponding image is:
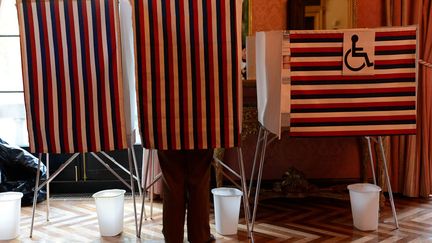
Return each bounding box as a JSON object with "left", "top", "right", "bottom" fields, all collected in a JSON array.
[{"left": 10, "top": 194, "right": 432, "bottom": 242}]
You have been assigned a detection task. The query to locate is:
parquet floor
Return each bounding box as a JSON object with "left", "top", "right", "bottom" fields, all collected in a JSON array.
[{"left": 8, "top": 195, "right": 432, "bottom": 242}]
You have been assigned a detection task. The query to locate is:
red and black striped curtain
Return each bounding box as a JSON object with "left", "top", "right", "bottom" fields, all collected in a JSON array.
[
  {"left": 288, "top": 27, "right": 417, "bottom": 137},
  {"left": 132, "top": 0, "right": 243, "bottom": 150},
  {"left": 17, "top": 0, "right": 128, "bottom": 153}
]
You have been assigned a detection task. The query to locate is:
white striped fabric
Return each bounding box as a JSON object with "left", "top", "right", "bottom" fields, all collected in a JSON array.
[
  {"left": 132, "top": 0, "right": 243, "bottom": 150},
  {"left": 17, "top": 0, "right": 128, "bottom": 153}
]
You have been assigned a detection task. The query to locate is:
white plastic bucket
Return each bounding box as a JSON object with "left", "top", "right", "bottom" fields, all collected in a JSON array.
[
  {"left": 0, "top": 192, "right": 24, "bottom": 240},
  {"left": 92, "top": 189, "right": 126, "bottom": 236},
  {"left": 211, "top": 187, "right": 243, "bottom": 235},
  {"left": 348, "top": 183, "right": 382, "bottom": 231}
]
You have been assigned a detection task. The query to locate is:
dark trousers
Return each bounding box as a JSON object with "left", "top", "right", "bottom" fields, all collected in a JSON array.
[{"left": 157, "top": 149, "right": 213, "bottom": 243}]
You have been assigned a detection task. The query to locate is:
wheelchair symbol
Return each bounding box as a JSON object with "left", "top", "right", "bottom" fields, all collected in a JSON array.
[{"left": 344, "top": 34, "right": 374, "bottom": 71}]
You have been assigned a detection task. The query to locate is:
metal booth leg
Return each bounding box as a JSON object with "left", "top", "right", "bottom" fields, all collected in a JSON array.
[
  {"left": 248, "top": 126, "right": 264, "bottom": 198},
  {"left": 236, "top": 147, "right": 252, "bottom": 238},
  {"left": 46, "top": 153, "right": 50, "bottom": 222},
  {"left": 365, "top": 137, "right": 377, "bottom": 185},
  {"left": 251, "top": 128, "right": 269, "bottom": 232},
  {"left": 139, "top": 148, "right": 152, "bottom": 237},
  {"left": 127, "top": 148, "right": 139, "bottom": 237},
  {"left": 378, "top": 136, "right": 399, "bottom": 228},
  {"left": 131, "top": 147, "right": 143, "bottom": 196},
  {"left": 30, "top": 153, "right": 43, "bottom": 238}
]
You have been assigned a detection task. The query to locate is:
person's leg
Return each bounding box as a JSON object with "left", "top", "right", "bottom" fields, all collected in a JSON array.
[
  {"left": 185, "top": 149, "right": 214, "bottom": 243},
  {"left": 158, "top": 150, "right": 187, "bottom": 243}
]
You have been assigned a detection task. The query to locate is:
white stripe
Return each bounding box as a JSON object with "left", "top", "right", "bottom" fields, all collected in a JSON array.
[
  {"left": 197, "top": 0, "right": 207, "bottom": 148},
  {"left": 17, "top": 3, "right": 35, "bottom": 150},
  {"left": 183, "top": 0, "right": 194, "bottom": 148},
  {"left": 291, "top": 82, "right": 416, "bottom": 90},
  {"left": 211, "top": 0, "right": 220, "bottom": 147},
  {"left": 170, "top": 0, "right": 180, "bottom": 150},
  {"left": 375, "top": 54, "right": 416, "bottom": 60},
  {"left": 72, "top": 1, "right": 87, "bottom": 150},
  {"left": 87, "top": 0, "right": 101, "bottom": 151},
  {"left": 291, "top": 56, "right": 342, "bottom": 62},
  {"left": 290, "top": 124, "right": 416, "bottom": 132},
  {"left": 143, "top": 0, "right": 154, "bottom": 148},
  {"left": 291, "top": 68, "right": 415, "bottom": 76},
  {"left": 45, "top": 1, "right": 60, "bottom": 152},
  {"left": 375, "top": 39, "right": 416, "bottom": 46},
  {"left": 155, "top": 0, "right": 167, "bottom": 149},
  {"left": 58, "top": 1, "right": 74, "bottom": 152},
  {"left": 31, "top": 1, "right": 48, "bottom": 152},
  {"left": 290, "top": 42, "right": 343, "bottom": 48},
  {"left": 290, "top": 110, "right": 416, "bottom": 118},
  {"left": 291, "top": 96, "right": 416, "bottom": 104},
  {"left": 291, "top": 52, "right": 415, "bottom": 63},
  {"left": 225, "top": 0, "right": 233, "bottom": 147},
  {"left": 236, "top": 0, "right": 243, "bottom": 136}
]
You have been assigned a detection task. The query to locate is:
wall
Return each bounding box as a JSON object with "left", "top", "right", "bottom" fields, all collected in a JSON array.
[{"left": 252, "top": 0, "right": 288, "bottom": 32}]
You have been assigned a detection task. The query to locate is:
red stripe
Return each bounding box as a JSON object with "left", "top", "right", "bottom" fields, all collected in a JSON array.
[
  {"left": 39, "top": 2, "right": 56, "bottom": 152},
  {"left": 290, "top": 129, "right": 416, "bottom": 137},
  {"left": 207, "top": 0, "right": 216, "bottom": 147},
  {"left": 290, "top": 33, "right": 343, "bottom": 39},
  {"left": 192, "top": 1, "right": 203, "bottom": 148},
  {"left": 138, "top": 0, "right": 150, "bottom": 147},
  {"left": 108, "top": 0, "right": 123, "bottom": 149},
  {"left": 291, "top": 101, "right": 416, "bottom": 109},
  {"left": 82, "top": 1, "right": 98, "bottom": 151},
  {"left": 292, "top": 87, "right": 416, "bottom": 95},
  {"left": 67, "top": 1, "right": 83, "bottom": 151},
  {"left": 291, "top": 115, "right": 416, "bottom": 123},
  {"left": 291, "top": 47, "right": 342, "bottom": 53},
  {"left": 290, "top": 61, "right": 342, "bottom": 67},
  {"left": 53, "top": 1, "right": 70, "bottom": 152},
  {"left": 221, "top": 0, "right": 230, "bottom": 146},
  {"left": 165, "top": 0, "right": 176, "bottom": 149},
  {"left": 179, "top": 0, "right": 189, "bottom": 148},
  {"left": 376, "top": 30, "right": 416, "bottom": 37},
  {"left": 374, "top": 58, "right": 415, "bottom": 65},
  {"left": 152, "top": 0, "right": 163, "bottom": 148},
  {"left": 291, "top": 73, "right": 415, "bottom": 81},
  {"left": 26, "top": 4, "right": 43, "bottom": 152},
  {"left": 375, "top": 44, "right": 416, "bottom": 51}
]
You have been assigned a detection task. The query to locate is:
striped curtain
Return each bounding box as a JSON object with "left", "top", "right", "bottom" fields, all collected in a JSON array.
[
  {"left": 287, "top": 27, "right": 417, "bottom": 137},
  {"left": 133, "top": 0, "right": 243, "bottom": 150},
  {"left": 17, "top": 0, "right": 128, "bottom": 153}
]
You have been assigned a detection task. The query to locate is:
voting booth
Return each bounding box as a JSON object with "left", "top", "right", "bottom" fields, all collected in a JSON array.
[
  {"left": 17, "top": 0, "right": 141, "bottom": 237},
  {"left": 252, "top": 26, "right": 418, "bottom": 231},
  {"left": 131, "top": 0, "right": 252, "bottom": 236}
]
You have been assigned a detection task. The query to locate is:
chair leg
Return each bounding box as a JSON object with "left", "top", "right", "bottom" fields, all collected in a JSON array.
[
  {"left": 127, "top": 148, "right": 139, "bottom": 237},
  {"left": 30, "top": 153, "right": 43, "bottom": 238}
]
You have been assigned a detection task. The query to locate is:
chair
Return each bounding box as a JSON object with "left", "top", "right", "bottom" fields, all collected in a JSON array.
[
  {"left": 131, "top": 0, "right": 251, "bottom": 237},
  {"left": 16, "top": 0, "right": 140, "bottom": 237}
]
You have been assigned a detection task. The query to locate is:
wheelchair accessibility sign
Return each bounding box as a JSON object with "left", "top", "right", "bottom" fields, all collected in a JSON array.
[{"left": 343, "top": 30, "right": 375, "bottom": 75}]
